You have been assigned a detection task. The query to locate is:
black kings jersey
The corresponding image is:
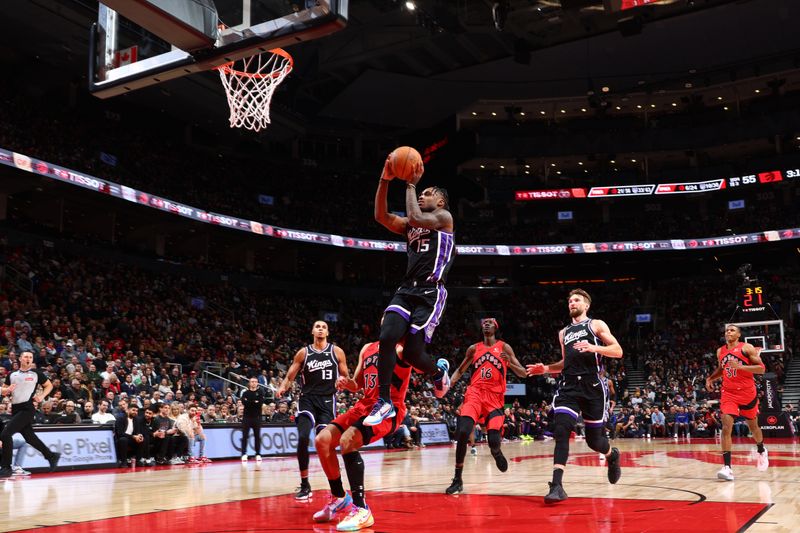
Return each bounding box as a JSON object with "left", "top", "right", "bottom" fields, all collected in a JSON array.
[
  {"left": 404, "top": 225, "right": 455, "bottom": 285},
  {"left": 562, "top": 318, "right": 604, "bottom": 377},
  {"left": 301, "top": 343, "right": 338, "bottom": 396}
]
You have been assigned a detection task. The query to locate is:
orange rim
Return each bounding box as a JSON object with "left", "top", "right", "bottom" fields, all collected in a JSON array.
[{"left": 215, "top": 48, "right": 293, "bottom": 79}]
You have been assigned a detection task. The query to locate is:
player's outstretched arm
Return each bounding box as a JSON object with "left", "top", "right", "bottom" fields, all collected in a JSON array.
[
  {"left": 276, "top": 348, "right": 305, "bottom": 397},
  {"left": 527, "top": 329, "right": 566, "bottom": 376},
  {"left": 503, "top": 344, "right": 528, "bottom": 378},
  {"left": 375, "top": 157, "right": 408, "bottom": 235},
  {"left": 450, "top": 345, "right": 476, "bottom": 384}
]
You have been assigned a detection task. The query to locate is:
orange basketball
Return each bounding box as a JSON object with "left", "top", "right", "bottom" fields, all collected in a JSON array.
[{"left": 389, "top": 146, "right": 423, "bottom": 182}]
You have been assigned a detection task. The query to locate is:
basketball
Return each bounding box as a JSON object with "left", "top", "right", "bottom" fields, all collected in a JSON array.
[{"left": 388, "top": 146, "right": 423, "bottom": 181}]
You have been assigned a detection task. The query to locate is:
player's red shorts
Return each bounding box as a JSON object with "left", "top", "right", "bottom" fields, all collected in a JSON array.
[
  {"left": 460, "top": 387, "right": 504, "bottom": 431},
  {"left": 720, "top": 389, "right": 758, "bottom": 420},
  {"left": 330, "top": 402, "right": 404, "bottom": 444}
]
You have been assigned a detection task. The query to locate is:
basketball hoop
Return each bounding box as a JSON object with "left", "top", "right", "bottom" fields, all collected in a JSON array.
[{"left": 215, "top": 48, "right": 293, "bottom": 132}]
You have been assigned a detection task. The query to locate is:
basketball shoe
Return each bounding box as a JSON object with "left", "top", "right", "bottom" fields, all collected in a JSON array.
[
  {"left": 445, "top": 477, "right": 463, "bottom": 495},
  {"left": 296, "top": 484, "right": 313, "bottom": 500},
  {"left": 364, "top": 398, "right": 396, "bottom": 427},
  {"left": 313, "top": 493, "right": 352, "bottom": 522},
  {"left": 756, "top": 449, "right": 769, "bottom": 472},
  {"left": 606, "top": 447, "right": 621, "bottom": 484},
  {"left": 492, "top": 451, "right": 508, "bottom": 472},
  {"left": 336, "top": 505, "right": 374, "bottom": 531},
  {"left": 717, "top": 465, "right": 734, "bottom": 481},
  {"left": 433, "top": 358, "right": 451, "bottom": 398},
  {"left": 544, "top": 482, "right": 568, "bottom": 504}
]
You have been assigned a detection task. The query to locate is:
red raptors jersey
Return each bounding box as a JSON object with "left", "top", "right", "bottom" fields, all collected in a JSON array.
[
  {"left": 468, "top": 341, "right": 508, "bottom": 395},
  {"left": 358, "top": 342, "right": 412, "bottom": 412},
  {"left": 718, "top": 342, "right": 755, "bottom": 394}
]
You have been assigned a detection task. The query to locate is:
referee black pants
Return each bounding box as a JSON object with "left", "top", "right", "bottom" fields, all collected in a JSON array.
[
  {"left": 1, "top": 408, "right": 54, "bottom": 468},
  {"left": 241, "top": 417, "right": 262, "bottom": 455}
]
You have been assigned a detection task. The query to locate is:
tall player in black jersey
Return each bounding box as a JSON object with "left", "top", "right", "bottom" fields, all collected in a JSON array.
[
  {"left": 527, "top": 289, "right": 623, "bottom": 504},
  {"left": 277, "top": 321, "right": 349, "bottom": 500},
  {"left": 365, "top": 155, "right": 455, "bottom": 426}
]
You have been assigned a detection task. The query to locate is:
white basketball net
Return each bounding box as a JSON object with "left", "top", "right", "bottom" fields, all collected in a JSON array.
[{"left": 216, "top": 49, "right": 293, "bottom": 132}]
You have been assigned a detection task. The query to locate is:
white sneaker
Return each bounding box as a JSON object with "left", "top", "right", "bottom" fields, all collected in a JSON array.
[
  {"left": 241, "top": 454, "right": 248, "bottom": 463},
  {"left": 433, "top": 358, "right": 451, "bottom": 398},
  {"left": 313, "top": 493, "right": 352, "bottom": 522},
  {"left": 169, "top": 457, "right": 184, "bottom": 465},
  {"left": 255, "top": 455, "right": 262, "bottom": 463},
  {"left": 470, "top": 446, "right": 477, "bottom": 456},
  {"left": 756, "top": 449, "right": 769, "bottom": 472},
  {"left": 12, "top": 465, "right": 31, "bottom": 476},
  {"left": 717, "top": 465, "right": 734, "bottom": 481},
  {"left": 336, "top": 505, "right": 374, "bottom": 531}
]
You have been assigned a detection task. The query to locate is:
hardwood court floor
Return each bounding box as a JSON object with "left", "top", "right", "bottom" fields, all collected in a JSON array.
[{"left": 3, "top": 436, "right": 798, "bottom": 532}]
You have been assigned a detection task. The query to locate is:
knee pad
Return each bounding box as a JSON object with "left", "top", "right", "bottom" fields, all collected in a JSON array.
[
  {"left": 585, "top": 426, "right": 609, "bottom": 453},
  {"left": 456, "top": 416, "right": 475, "bottom": 443},
  {"left": 296, "top": 414, "right": 314, "bottom": 442},
  {"left": 553, "top": 413, "right": 576, "bottom": 442}
]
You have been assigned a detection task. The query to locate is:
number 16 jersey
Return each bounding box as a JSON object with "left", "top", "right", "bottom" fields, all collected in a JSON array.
[{"left": 469, "top": 341, "right": 508, "bottom": 395}]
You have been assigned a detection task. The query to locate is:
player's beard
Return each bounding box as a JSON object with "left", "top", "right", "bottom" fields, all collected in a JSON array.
[{"left": 569, "top": 308, "right": 582, "bottom": 318}]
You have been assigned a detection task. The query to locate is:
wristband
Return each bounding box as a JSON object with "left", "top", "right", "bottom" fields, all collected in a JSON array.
[{"left": 407, "top": 183, "right": 416, "bottom": 189}]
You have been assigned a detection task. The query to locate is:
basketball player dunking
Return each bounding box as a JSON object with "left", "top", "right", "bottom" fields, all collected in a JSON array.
[
  {"left": 277, "top": 321, "right": 349, "bottom": 500},
  {"left": 445, "top": 318, "right": 527, "bottom": 495},
  {"left": 705, "top": 324, "right": 769, "bottom": 481},
  {"left": 527, "top": 289, "right": 623, "bottom": 503},
  {"left": 365, "top": 156, "right": 455, "bottom": 426},
  {"left": 313, "top": 340, "right": 412, "bottom": 531}
]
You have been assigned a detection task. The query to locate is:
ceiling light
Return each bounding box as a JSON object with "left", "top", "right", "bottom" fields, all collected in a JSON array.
[
  {"left": 491, "top": 112, "right": 497, "bottom": 116},
  {"left": 500, "top": 165, "right": 505, "bottom": 169},
  {"left": 560, "top": 109, "right": 566, "bottom": 113},
  {"left": 540, "top": 110, "right": 546, "bottom": 115},
  {"left": 550, "top": 163, "right": 556, "bottom": 167},
  {"left": 405, "top": 1, "right": 416, "bottom": 11},
  {"left": 580, "top": 108, "right": 587, "bottom": 112},
  {"left": 480, "top": 164, "right": 485, "bottom": 169},
  {"left": 524, "top": 164, "right": 530, "bottom": 168},
  {"left": 717, "top": 96, "right": 723, "bottom": 100},
  {"left": 601, "top": 86, "right": 610, "bottom": 93},
  {"left": 723, "top": 106, "right": 729, "bottom": 111},
  {"left": 578, "top": 162, "right": 583, "bottom": 166},
  {"left": 525, "top": 170, "right": 530, "bottom": 174},
  {"left": 754, "top": 89, "right": 760, "bottom": 93},
  {"left": 650, "top": 104, "right": 656, "bottom": 108},
  {"left": 636, "top": 104, "right": 642, "bottom": 109},
  {"left": 471, "top": 112, "right": 477, "bottom": 116},
  {"left": 610, "top": 160, "right": 616, "bottom": 163},
  {"left": 519, "top": 111, "right": 525, "bottom": 116},
  {"left": 556, "top": 171, "right": 561, "bottom": 175},
  {"left": 615, "top": 106, "right": 621, "bottom": 110},
  {"left": 631, "top": 159, "right": 637, "bottom": 163},
  {"left": 671, "top": 102, "right": 677, "bottom": 107}
]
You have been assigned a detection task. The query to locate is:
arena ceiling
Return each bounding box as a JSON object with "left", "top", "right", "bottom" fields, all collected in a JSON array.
[{"left": 2, "top": 0, "right": 799, "bottom": 136}]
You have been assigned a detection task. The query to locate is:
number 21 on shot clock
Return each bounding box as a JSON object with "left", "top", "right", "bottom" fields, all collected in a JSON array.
[{"left": 742, "top": 285, "right": 764, "bottom": 308}]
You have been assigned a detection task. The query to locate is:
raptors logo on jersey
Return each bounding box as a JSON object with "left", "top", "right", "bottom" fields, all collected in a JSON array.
[
  {"left": 469, "top": 341, "right": 508, "bottom": 395},
  {"left": 718, "top": 342, "right": 755, "bottom": 393}
]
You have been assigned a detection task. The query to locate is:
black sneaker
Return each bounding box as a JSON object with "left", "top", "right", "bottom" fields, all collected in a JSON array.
[
  {"left": 0, "top": 467, "right": 13, "bottom": 479},
  {"left": 493, "top": 451, "right": 508, "bottom": 473},
  {"left": 607, "top": 447, "right": 621, "bottom": 484},
  {"left": 295, "top": 485, "right": 312, "bottom": 500},
  {"left": 445, "top": 477, "right": 463, "bottom": 495},
  {"left": 48, "top": 452, "right": 61, "bottom": 473},
  {"left": 544, "top": 482, "right": 568, "bottom": 504}
]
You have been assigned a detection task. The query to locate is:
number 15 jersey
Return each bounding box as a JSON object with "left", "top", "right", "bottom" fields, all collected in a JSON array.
[{"left": 468, "top": 341, "right": 508, "bottom": 395}]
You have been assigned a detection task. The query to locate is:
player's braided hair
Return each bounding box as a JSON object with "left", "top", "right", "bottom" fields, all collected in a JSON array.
[{"left": 432, "top": 186, "right": 450, "bottom": 210}]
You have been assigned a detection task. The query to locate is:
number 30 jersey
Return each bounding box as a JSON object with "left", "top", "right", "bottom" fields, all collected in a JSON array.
[
  {"left": 357, "top": 341, "right": 411, "bottom": 410},
  {"left": 301, "top": 343, "right": 339, "bottom": 396},
  {"left": 718, "top": 341, "right": 756, "bottom": 395},
  {"left": 468, "top": 341, "right": 508, "bottom": 395},
  {"left": 404, "top": 225, "right": 456, "bottom": 286}
]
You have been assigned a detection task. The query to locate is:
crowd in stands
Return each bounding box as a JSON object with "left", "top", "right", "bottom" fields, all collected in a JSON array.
[
  {"left": 1, "top": 232, "right": 797, "bottom": 472},
  {"left": 2, "top": 78, "right": 800, "bottom": 248}
]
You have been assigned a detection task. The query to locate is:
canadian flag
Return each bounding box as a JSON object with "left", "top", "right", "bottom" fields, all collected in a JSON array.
[{"left": 114, "top": 45, "right": 138, "bottom": 68}]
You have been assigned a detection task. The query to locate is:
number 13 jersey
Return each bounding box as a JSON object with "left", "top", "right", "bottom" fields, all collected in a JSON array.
[{"left": 301, "top": 343, "right": 339, "bottom": 396}]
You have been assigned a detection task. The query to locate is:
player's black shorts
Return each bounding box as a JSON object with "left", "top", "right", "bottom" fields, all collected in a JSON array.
[
  {"left": 552, "top": 374, "right": 608, "bottom": 428},
  {"left": 384, "top": 284, "right": 448, "bottom": 343},
  {"left": 297, "top": 393, "right": 336, "bottom": 429}
]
